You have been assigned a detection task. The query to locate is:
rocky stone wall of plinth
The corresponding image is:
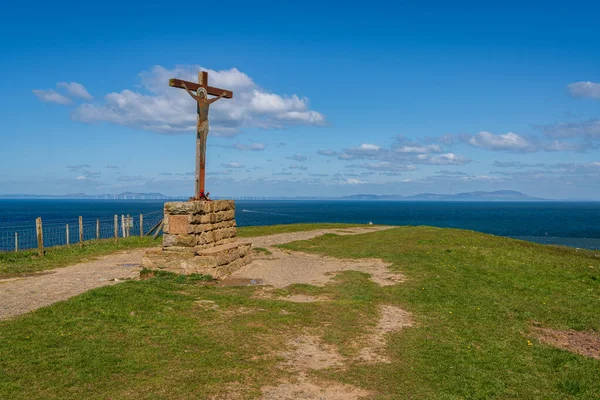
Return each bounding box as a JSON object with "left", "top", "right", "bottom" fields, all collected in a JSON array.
[
  {"left": 162, "top": 200, "right": 239, "bottom": 252},
  {"left": 142, "top": 200, "right": 251, "bottom": 277}
]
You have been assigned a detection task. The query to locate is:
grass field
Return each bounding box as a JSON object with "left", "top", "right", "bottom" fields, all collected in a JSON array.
[{"left": 1, "top": 225, "right": 599, "bottom": 398}]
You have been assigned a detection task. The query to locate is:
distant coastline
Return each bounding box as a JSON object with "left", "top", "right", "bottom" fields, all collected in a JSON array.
[{"left": 0, "top": 190, "right": 597, "bottom": 202}]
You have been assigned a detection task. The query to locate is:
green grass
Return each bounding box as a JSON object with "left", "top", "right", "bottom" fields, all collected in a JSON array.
[
  {"left": 236, "top": 222, "right": 370, "bottom": 238},
  {"left": 0, "top": 237, "right": 160, "bottom": 278},
  {"left": 281, "top": 227, "right": 600, "bottom": 399},
  {"left": 252, "top": 247, "right": 273, "bottom": 255},
  {"left": 0, "top": 226, "right": 599, "bottom": 398}
]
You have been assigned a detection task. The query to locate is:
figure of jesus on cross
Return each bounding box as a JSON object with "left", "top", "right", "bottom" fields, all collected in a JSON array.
[{"left": 169, "top": 71, "right": 233, "bottom": 201}]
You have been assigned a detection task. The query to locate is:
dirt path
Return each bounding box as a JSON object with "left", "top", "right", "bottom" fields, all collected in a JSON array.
[
  {"left": 230, "top": 226, "right": 400, "bottom": 288},
  {"left": 239, "top": 225, "right": 393, "bottom": 248},
  {"left": 0, "top": 250, "right": 146, "bottom": 321},
  {"left": 0, "top": 226, "right": 394, "bottom": 321},
  {"left": 227, "top": 246, "right": 404, "bottom": 289}
]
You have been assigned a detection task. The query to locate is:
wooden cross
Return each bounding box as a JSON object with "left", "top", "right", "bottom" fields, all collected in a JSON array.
[{"left": 169, "top": 71, "right": 233, "bottom": 200}]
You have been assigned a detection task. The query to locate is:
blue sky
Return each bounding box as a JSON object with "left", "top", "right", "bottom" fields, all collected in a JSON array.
[{"left": 1, "top": 1, "right": 600, "bottom": 199}]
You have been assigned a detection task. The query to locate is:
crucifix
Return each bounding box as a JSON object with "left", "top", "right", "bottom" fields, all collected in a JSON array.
[{"left": 169, "top": 71, "right": 233, "bottom": 201}]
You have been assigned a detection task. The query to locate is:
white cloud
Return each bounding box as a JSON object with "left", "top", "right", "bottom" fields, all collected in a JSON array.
[
  {"left": 230, "top": 142, "right": 265, "bottom": 151},
  {"left": 338, "top": 143, "right": 386, "bottom": 160},
  {"left": 392, "top": 136, "right": 443, "bottom": 154},
  {"left": 287, "top": 154, "right": 308, "bottom": 162},
  {"left": 349, "top": 162, "right": 416, "bottom": 171},
  {"left": 317, "top": 149, "right": 337, "bottom": 156},
  {"left": 467, "top": 131, "right": 535, "bottom": 152},
  {"left": 33, "top": 89, "right": 71, "bottom": 105},
  {"left": 425, "top": 153, "right": 470, "bottom": 165},
  {"left": 541, "top": 140, "right": 587, "bottom": 152},
  {"left": 70, "top": 65, "right": 326, "bottom": 136},
  {"left": 345, "top": 178, "right": 367, "bottom": 184},
  {"left": 567, "top": 81, "right": 600, "bottom": 99},
  {"left": 359, "top": 143, "right": 380, "bottom": 151},
  {"left": 537, "top": 119, "right": 600, "bottom": 140},
  {"left": 395, "top": 144, "right": 442, "bottom": 154},
  {"left": 335, "top": 137, "right": 471, "bottom": 167},
  {"left": 222, "top": 162, "right": 244, "bottom": 168},
  {"left": 57, "top": 81, "right": 93, "bottom": 100}
]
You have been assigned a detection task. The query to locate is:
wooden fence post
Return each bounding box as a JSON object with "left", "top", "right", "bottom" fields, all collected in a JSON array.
[
  {"left": 79, "top": 216, "right": 83, "bottom": 248},
  {"left": 14, "top": 232, "right": 18, "bottom": 252},
  {"left": 35, "top": 217, "right": 44, "bottom": 257},
  {"left": 140, "top": 214, "right": 144, "bottom": 237},
  {"left": 66, "top": 224, "right": 70, "bottom": 246},
  {"left": 114, "top": 215, "right": 118, "bottom": 241},
  {"left": 126, "top": 214, "right": 131, "bottom": 237},
  {"left": 96, "top": 219, "right": 100, "bottom": 240},
  {"left": 121, "top": 215, "right": 125, "bottom": 238}
]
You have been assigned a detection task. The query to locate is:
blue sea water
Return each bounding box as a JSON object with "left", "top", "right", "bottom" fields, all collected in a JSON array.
[{"left": 0, "top": 199, "right": 599, "bottom": 251}]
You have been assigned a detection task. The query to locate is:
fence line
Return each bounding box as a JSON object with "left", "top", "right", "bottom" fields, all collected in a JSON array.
[{"left": 0, "top": 212, "right": 164, "bottom": 253}]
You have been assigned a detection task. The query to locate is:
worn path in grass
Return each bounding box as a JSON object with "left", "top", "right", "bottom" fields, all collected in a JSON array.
[
  {"left": 0, "top": 250, "right": 146, "bottom": 320},
  {"left": 0, "top": 225, "right": 392, "bottom": 321},
  {"left": 233, "top": 226, "right": 399, "bottom": 289}
]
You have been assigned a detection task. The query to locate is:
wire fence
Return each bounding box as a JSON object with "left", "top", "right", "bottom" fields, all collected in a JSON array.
[{"left": 0, "top": 211, "right": 164, "bottom": 252}]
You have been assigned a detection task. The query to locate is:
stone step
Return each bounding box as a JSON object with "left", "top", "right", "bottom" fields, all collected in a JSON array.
[{"left": 196, "top": 242, "right": 244, "bottom": 255}]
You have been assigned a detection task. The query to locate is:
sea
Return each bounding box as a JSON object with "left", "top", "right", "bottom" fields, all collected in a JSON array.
[{"left": 1, "top": 199, "right": 599, "bottom": 251}]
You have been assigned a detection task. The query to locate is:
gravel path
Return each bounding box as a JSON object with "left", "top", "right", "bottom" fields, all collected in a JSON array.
[
  {"left": 0, "top": 250, "right": 146, "bottom": 321},
  {"left": 0, "top": 226, "right": 395, "bottom": 321}
]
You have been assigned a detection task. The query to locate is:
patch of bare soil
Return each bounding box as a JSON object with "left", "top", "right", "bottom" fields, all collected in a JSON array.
[
  {"left": 356, "top": 305, "right": 414, "bottom": 364},
  {"left": 282, "top": 294, "right": 330, "bottom": 303},
  {"left": 240, "top": 226, "right": 393, "bottom": 249},
  {"left": 0, "top": 249, "right": 148, "bottom": 320},
  {"left": 280, "top": 334, "right": 345, "bottom": 371},
  {"left": 262, "top": 305, "right": 413, "bottom": 398},
  {"left": 533, "top": 327, "right": 600, "bottom": 360},
  {"left": 261, "top": 378, "right": 370, "bottom": 400},
  {"left": 251, "top": 289, "right": 330, "bottom": 303},
  {"left": 195, "top": 300, "right": 220, "bottom": 310},
  {"left": 230, "top": 247, "right": 403, "bottom": 289},
  {"left": 262, "top": 334, "right": 370, "bottom": 399}
]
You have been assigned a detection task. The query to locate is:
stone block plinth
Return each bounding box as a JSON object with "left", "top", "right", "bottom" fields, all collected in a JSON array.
[{"left": 142, "top": 200, "right": 251, "bottom": 278}]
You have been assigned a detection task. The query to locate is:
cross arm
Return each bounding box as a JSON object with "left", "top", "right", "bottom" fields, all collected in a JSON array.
[{"left": 169, "top": 78, "right": 233, "bottom": 99}]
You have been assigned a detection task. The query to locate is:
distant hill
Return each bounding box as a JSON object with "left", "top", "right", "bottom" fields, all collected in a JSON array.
[
  {"left": 0, "top": 192, "right": 185, "bottom": 200},
  {"left": 0, "top": 190, "right": 545, "bottom": 201},
  {"left": 342, "top": 190, "right": 545, "bottom": 201}
]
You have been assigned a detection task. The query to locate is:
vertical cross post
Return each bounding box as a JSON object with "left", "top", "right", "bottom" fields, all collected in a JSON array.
[
  {"left": 168, "top": 72, "right": 233, "bottom": 200},
  {"left": 196, "top": 71, "right": 208, "bottom": 199}
]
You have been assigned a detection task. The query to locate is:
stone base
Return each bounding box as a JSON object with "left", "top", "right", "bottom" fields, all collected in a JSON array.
[
  {"left": 142, "top": 242, "right": 252, "bottom": 278},
  {"left": 141, "top": 200, "right": 252, "bottom": 278}
]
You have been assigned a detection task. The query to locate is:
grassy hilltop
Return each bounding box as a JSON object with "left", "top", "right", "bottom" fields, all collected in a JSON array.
[{"left": 0, "top": 224, "right": 599, "bottom": 398}]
